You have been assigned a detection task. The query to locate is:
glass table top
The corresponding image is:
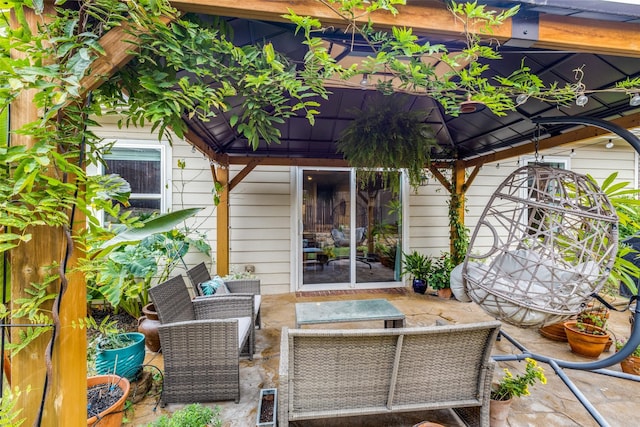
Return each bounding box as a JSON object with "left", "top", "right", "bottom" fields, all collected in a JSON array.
[{"left": 295, "top": 299, "right": 404, "bottom": 326}]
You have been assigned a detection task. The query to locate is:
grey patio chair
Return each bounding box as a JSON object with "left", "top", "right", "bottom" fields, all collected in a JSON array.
[
  {"left": 186, "top": 262, "right": 262, "bottom": 329},
  {"left": 149, "top": 275, "right": 254, "bottom": 404}
]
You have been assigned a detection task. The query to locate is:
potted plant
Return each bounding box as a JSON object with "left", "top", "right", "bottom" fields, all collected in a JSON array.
[
  {"left": 87, "top": 374, "right": 131, "bottom": 427},
  {"left": 401, "top": 251, "right": 431, "bottom": 294},
  {"left": 564, "top": 319, "right": 612, "bottom": 358},
  {"left": 490, "top": 358, "right": 546, "bottom": 427},
  {"left": 615, "top": 339, "right": 640, "bottom": 375},
  {"left": 428, "top": 252, "right": 454, "bottom": 299},
  {"left": 88, "top": 318, "right": 146, "bottom": 381},
  {"left": 335, "top": 96, "right": 438, "bottom": 191}
]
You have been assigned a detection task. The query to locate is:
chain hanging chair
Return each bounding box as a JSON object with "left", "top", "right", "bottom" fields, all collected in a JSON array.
[{"left": 459, "top": 164, "right": 618, "bottom": 328}]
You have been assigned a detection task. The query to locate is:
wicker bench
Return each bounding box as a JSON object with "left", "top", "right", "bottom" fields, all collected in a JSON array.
[{"left": 277, "top": 321, "right": 501, "bottom": 427}]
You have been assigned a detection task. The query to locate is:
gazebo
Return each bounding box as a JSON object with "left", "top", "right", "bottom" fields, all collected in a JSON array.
[{"left": 6, "top": 1, "right": 640, "bottom": 424}]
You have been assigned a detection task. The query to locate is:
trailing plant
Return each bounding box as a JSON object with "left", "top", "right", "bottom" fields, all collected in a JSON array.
[
  {"left": 448, "top": 189, "right": 470, "bottom": 266},
  {"left": 491, "top": 358, "right": 546, "bottom": 401},
  {"left": 335, "top": 96, "right": 437, "bottom": 190},
  {"left": 284, "top": 1, "right": 619, "bottom": 119}
]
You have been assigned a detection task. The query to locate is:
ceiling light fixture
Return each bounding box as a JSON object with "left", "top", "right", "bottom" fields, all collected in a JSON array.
[
  {"left": 576, "top": 93, "right": 589, "bottom": 107},
  {"left": 605, "top": 139, "right": 614, "bottom": 149},
  {"left": 570, "top": 149, "right": 576, "bottom": 157},
  {"left": 631, "top": 93, "right": 640, "bottom": 107}
]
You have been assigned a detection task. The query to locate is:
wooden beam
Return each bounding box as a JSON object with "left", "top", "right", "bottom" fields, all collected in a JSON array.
[
  {"left": 169, "top": 0, "right": 640, "bottom": 57},
  {"left": 184, "top": 127, "right": 229, "bottom": 166},
  {"left": 227, "top": 156, "right": 349, "bottom": 167},
  {"left": 229, "top": 158, "right": 262, "bottom": 191},
  {"left": 464, "top": 164, "right": 482, "bottom": 190},
  {"left": 428, "top": 165, "right": 451, "bottom": 190},
  {"left": 536, "top": 14, "right": 640, "bottom": 58},
  {"left": 78, "top": 15, "right": 174, "bottom": 96},
  {"left": 169, "top": 0, "right": 483, "bottom": 38},
  {"left": 213, "top": 164, "right": 230, "bottom": 276},
  {"left": 464, "top": 112, "right": 640, "bottom": 168}
]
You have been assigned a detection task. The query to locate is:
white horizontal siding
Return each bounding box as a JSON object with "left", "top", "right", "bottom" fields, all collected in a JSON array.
[
  {"left": 226, "top": 165, "right": 291, "bottom": 294},
  {"left": 94, "top": 119, "right": 639, "bottom": 295}
]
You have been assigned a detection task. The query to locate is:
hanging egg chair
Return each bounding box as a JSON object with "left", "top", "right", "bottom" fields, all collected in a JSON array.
[{"left": 460, "top": 165, "right": 618, "bottom": 328}]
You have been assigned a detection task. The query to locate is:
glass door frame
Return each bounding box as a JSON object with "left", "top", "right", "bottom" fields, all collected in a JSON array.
[{"left": 293, "top": 166, "right": 407, "bottom": 292}]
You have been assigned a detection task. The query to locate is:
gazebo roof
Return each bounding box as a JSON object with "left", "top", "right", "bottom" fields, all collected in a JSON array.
[{"left": 173, "top": 0, "right": 640, "bottom": 166}]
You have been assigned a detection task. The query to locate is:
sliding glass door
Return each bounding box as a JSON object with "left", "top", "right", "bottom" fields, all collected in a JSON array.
[{"left": 300, "top": 169, "right": 401, "bottom": 287}]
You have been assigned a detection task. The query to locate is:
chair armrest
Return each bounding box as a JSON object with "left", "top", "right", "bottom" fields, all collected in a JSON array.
[
  {"left": 224, "top": 279, "right": 261, "bottom": 295},
  {"left": 158, "top": 319, "right": 241, "bottom": 360},
  {"left": 278, "top": 327, "right": 290, "bottom": 426},
  {"left": 193, "top": 294, "right": 255, "bottom": 322}
]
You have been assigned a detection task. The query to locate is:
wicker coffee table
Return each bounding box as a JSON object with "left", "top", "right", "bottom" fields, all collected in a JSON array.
[{"left": 295, "top": 299, "right": 405, "bottom": 328}]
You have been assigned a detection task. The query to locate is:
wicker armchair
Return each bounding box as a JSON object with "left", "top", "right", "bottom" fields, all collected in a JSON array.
[
  {"left": 149, "top": 275, "right": 254, "bottom": 404},
  {"left": 186, "top": 262, "right": 262, "bottom": 329}
]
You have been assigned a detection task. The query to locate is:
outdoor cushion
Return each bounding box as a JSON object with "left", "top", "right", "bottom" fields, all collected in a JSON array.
[
  {"left": 253, "top": 295, "right": 262, "bottom": 318},
  {"left": 235, "top": 316, "right": 252, "bottom": 350},
  {"left": 199, "top": 276, "right": 230, "bottom": 296}
]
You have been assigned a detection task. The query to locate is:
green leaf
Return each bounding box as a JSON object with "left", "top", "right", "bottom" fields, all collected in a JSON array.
[{"left": 98, "top": 207, "right": 203, "bottom": 253}]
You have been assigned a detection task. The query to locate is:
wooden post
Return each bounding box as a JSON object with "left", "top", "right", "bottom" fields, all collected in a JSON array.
[
  {"left": 213, "top": 164, "right": 230, "bottom": 276},
  {"left": 451, "top": 160, "right": 467, "bottom": 263},
  {"left": 9, "top": 7, "right": 86, "bottom": 426}
]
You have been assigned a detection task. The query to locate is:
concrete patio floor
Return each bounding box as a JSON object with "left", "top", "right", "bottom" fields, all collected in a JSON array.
[{"left": 131, "top": 287, "right": 639, "bottom": 427}]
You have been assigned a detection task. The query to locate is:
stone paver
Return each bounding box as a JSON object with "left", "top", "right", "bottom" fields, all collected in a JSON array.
[{"left": 131, "top": 289, "right": 639, "bottom": 427}]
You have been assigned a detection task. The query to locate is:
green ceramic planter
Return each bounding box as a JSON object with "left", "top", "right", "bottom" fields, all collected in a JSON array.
[{"left": 95, "top": 332, "right": 145, "bottom": 381}]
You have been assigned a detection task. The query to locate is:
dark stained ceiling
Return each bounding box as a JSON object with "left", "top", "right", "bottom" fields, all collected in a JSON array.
[{"left": 180, "top": 1, "right": 640, "bottom": 165}]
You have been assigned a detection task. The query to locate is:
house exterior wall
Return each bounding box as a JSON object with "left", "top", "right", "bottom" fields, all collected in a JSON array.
[
  {"left": 408, "top": 142, "right": 637, "bottom": 260},
  {"left": 94, "top": 119, "right": 638, "bottom": 295}
]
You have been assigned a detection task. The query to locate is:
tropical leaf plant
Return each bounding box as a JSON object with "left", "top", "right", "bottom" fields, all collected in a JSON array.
[{"left": 589, "top": 172, "right": 640, "bottom": 296}]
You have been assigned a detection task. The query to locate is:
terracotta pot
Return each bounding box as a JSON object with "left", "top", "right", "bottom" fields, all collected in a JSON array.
[
  {"left": 621, "top": 355, "right": 640, "bottom": 376},
  {"left": 489, "top": 398, "right": 512, "bottom": 427},
  {"left": 564, "top": 321, "right": 610, "bottom": 358},
  {"left": 87, "top": 375, "right": 130, "bottom": 427},
  {"left": 413, "top": 423, "right": 445, "bottom": 427},
  {"left": 138, "top": 303, "right": 161, "bottom": 352},
  {"left": 578, "top": 307, "right": 610, "bottom": 326},
  {"left": 539, "top": 322, "right": 568, "bottom": 342},
  {"left": 437, "top": 288, "right": 452, "bottom": 299}
]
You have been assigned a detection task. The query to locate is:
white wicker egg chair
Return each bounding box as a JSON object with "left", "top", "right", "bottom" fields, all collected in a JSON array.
[{"left": 460, "top": 165, "right": 618, "bottom": 328}]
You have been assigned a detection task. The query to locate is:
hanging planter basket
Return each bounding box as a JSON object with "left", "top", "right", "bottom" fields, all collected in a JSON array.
[{"left": 336, "top": 94, "right": 438, "bottom": 191}]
